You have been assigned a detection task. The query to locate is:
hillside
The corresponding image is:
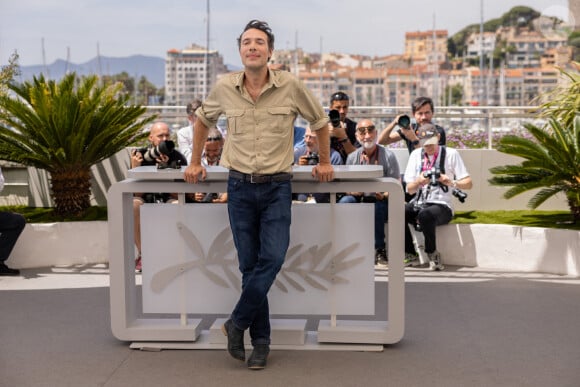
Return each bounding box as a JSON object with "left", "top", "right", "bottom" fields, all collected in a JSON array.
[
  {"left": 448, "top": 6, "right": 542, "bottom": 57},
  {"left": 17, "top": 55, "right": 165, "bottom": 88}
]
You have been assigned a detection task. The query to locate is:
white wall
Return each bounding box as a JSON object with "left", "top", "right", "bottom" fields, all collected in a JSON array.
[{"left": 392, "top": 148, "right": 568, "bottom": 211}]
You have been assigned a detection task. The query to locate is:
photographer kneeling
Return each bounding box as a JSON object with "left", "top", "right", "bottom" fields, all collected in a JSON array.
[
  {"left": 131, "top": 122, "right": 188, "bottom": 272},
  {"left": 403, "top": 124, "right": 472, "bottom": 271}
]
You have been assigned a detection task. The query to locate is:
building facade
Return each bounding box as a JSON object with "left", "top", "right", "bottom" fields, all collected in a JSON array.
[{"left": 164, "top": 44, "right": 227, "bottom": 106}]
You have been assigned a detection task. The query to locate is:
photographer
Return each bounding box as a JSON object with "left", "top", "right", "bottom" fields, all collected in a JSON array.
[
  {"left": 188, "top": 127, "right": 227, "bottom": 204},
  {"left": 328, "top": 91, "right": 360, "bottom": 162},
  {"left": 340, "top": 119, "right": 401, "bottom": 266},
  {"left": 293, "top": 126, "right": 342, "bottom": 203},
  {"left": 378, "top": 96, "right": 446, "bottom": 154},
  {"left": 403, "top": 124, "right": 472, "bottom": 271},
  {"left": 131, "top": 121, "right": 188, "bottom": 272}
]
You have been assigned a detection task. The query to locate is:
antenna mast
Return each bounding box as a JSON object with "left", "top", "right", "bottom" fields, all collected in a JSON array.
[
  {"left": 41, "top": 37, "right": 49, "bottom": 78},
  {"left": 204, "top": 0, "right": 210, "bottom": 99},
  {"left": 97, "top": 42, "right": 103, "bottom": 80}
]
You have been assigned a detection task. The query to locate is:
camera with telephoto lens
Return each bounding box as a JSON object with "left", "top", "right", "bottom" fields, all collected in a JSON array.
[
  {"left": 452, "top": 188, "right": 468, "bottom": 203},
  {"left": 136, "top": 140, "right": 180, "bottom": 169},
  {"left": 303, "top": 152, "right": 319, "bottom": 165},
  {"left": 397, "top": 114, "right": 411, "bottom": 129},
  {"left": 328, "top": 109, "right": 341, "bottom": 128},
  {"left": 423, "top": 167, "right": 441, "bottom": 186}
]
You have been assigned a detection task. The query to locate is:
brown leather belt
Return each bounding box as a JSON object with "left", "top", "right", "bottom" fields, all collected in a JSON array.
[{"left": 229, "top": 170, "right": 293, "bottom": 184}]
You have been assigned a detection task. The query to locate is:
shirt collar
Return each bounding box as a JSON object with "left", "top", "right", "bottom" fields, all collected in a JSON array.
[{"left": 234, "top": 68, "right": 279, "bottom": 93}]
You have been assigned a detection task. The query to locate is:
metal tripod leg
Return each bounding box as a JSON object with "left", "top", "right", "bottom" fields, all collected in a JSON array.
[{"left": 408, "top": 224, "right": 429, "bottom": 264}]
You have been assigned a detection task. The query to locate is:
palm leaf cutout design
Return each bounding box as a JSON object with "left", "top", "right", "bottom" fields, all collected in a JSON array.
[{"left": 151, "top": 224, "right": 236, "bottom": 293}]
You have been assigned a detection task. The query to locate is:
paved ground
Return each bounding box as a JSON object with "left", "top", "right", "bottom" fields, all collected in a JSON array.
[{"left": 1, "top": 265, "right": 580, "bottom": 387}]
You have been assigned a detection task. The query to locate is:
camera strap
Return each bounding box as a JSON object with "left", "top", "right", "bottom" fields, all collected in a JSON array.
[
  {"left": 417, "top": 146, "right": 448, "bottom": 203},
  {"left": 420, "top": 146, "right": 446, "bottom": 175}
]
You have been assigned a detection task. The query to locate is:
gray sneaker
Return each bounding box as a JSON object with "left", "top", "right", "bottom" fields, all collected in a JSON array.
[
  {"left": 375, "top": 248, "right": 388, "bottom": 266},
  {"left": 428, "top": 251, "right": 444, "bottom": 271},
  {"left": 405, "top": 253, "right": 429, "bottom": 268},
  {"left": 404, "top": 253, "right": 420, "bottom": 267}
]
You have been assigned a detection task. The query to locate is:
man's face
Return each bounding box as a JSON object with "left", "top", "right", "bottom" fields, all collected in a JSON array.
[
  {"left": 239, "top": 28, "right": 272, "bottom": 70},
  {"left": 204, "top": 140, "right": 223, "bottom": 164},
  {"left": 413, "top": 103, "right": 433, "bottom": 125},
  {"left": 356, "top": 120, "right": 377, "bottom": 151},
  {"left": 330, "top": 100, "right": 349, "bottom": 122},
  {"left": 149, "top": 124, "right": 170, "bottom": 146},
  {"left": 304, "top": 129, "right": 319, "bottom": 153}
]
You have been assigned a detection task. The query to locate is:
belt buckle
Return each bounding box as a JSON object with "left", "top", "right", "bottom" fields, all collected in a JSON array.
[{"left": 250, "top": 174, "right": 256, "bottom": 184}]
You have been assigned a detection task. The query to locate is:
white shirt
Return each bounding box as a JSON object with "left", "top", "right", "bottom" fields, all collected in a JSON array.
[
  {"left": 177, "top": 124, "right": 193, "bottom": 162},
  {"left": 404, "top": 146, "right": 469, "bottom": 212}
]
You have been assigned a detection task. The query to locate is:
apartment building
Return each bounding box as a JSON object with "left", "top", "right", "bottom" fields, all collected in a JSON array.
[
  {"left": 521, "top": 67, "right": 559, "bottom": 104},
  {"left": 299, "top": 71, "right": 336, "bottom": 106},
  {"left": 505, "top": 29, "right": 567, "bottom": 68},
  {"left": 465, "top": 32, "right": 497, "bottom": 58},
  {"left": 164, "top": 44, "right": 227, "bottom": 106},
  {"left": 351, "top": 68, "right": 385, "bottom": 106},
  {"left": 403, "top": 30, "right": 448, "bottom": 66}
]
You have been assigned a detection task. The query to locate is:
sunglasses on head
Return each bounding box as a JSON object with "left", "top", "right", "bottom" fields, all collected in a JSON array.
[{"left": 331, "top": 92, "right": 349, "bottom": 102}]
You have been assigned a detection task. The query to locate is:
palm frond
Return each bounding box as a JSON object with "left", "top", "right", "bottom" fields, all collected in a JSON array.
[{"left": 0, "top": 72, "right": 156, "bottom": 216}]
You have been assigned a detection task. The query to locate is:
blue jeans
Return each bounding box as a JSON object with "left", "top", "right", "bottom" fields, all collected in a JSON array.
[
  {"left": 227, "top": 177, "right": 292, "bottom": 345},
  {"left": 338, "top": 195, "right": 388, "bottom": 250}
]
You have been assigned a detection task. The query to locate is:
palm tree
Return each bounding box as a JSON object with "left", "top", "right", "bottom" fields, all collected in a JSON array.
[
  {"left": 536, "top": 64, "right": 579, "bottom": 128},
  {"left": 0, "top": 72, "right": 156, "bottom": 218},
  {"left": 490, "top": 64, "right": 580, "bottom": 223},
  {"left": 488, "top": 117, "right": 580, "bottom": 223}
]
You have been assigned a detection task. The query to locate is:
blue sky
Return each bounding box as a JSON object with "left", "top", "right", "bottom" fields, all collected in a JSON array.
[{"left": 0, "top": 0, "right": 571, "bottom": 67}]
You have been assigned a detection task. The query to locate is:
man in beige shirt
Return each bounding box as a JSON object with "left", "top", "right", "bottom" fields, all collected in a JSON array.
[{"left": 184, "top": 20, "right": 334, "bottom": 370}]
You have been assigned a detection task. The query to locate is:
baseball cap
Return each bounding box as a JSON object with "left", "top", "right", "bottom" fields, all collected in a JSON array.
[{"left": 417, "top": 124, "right": 438, "bottom": 146}]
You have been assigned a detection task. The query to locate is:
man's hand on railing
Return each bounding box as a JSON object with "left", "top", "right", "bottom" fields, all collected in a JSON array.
[{"left": 184, "top": 164, "right": 206, "bottom": 184}]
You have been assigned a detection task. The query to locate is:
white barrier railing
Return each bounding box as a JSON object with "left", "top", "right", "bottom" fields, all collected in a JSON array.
[{"left": 107, "top": 165, "right": 405, "bottom": 350}]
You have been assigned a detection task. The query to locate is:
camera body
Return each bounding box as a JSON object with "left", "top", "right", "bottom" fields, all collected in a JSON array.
[
  {"left": 200, "top": 192, "right": 218, "bottom": 203},
  {"left": 328, "top": 109, "right": 341, "bottom": 128},
  {"left": 136, "top": 140, "right": 180, "bottom": 169},
  {"left": 361, "top": 192, "right": 377, "bottom": 203},
  {"left": 303, "top": 152, "right": 319, "bottom": 165},
  {"left": 423, "top": 167, "right": 441, "bottom": 186},
  {"left": 452, "top": 188, "right": 468, "bottom": 203}
]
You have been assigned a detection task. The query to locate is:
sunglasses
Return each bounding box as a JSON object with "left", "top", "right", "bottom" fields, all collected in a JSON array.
[
  {"left": 330, "top": 92, "right": 349, "bottom": 102},
  {"left": 206, "top": 136, "right": 222, "bottom": 142},
  {"left": 357, "top": 125, "right": 376, "bottom": 134}
]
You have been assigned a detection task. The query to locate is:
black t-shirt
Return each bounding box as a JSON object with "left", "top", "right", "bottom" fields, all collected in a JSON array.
[{"left": 330, "top": 117, "right": 361, "bottom": 163}]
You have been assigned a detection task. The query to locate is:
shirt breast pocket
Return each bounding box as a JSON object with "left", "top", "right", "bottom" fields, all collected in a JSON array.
[
  {"left": 225, "top": 109, "right": 246, "bottom": 135},
  {"left": 267, "top": 106, "right": 293, "bottom": 134}
]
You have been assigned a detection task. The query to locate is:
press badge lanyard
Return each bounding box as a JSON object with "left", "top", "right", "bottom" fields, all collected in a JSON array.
[{"left": 421, "top": 150, "right": 439, "bottom": 172}]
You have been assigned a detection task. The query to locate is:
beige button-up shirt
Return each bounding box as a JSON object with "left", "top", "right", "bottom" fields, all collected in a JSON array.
[{"left": 196, "top": 69, "right": 328, "bottom": 175}]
